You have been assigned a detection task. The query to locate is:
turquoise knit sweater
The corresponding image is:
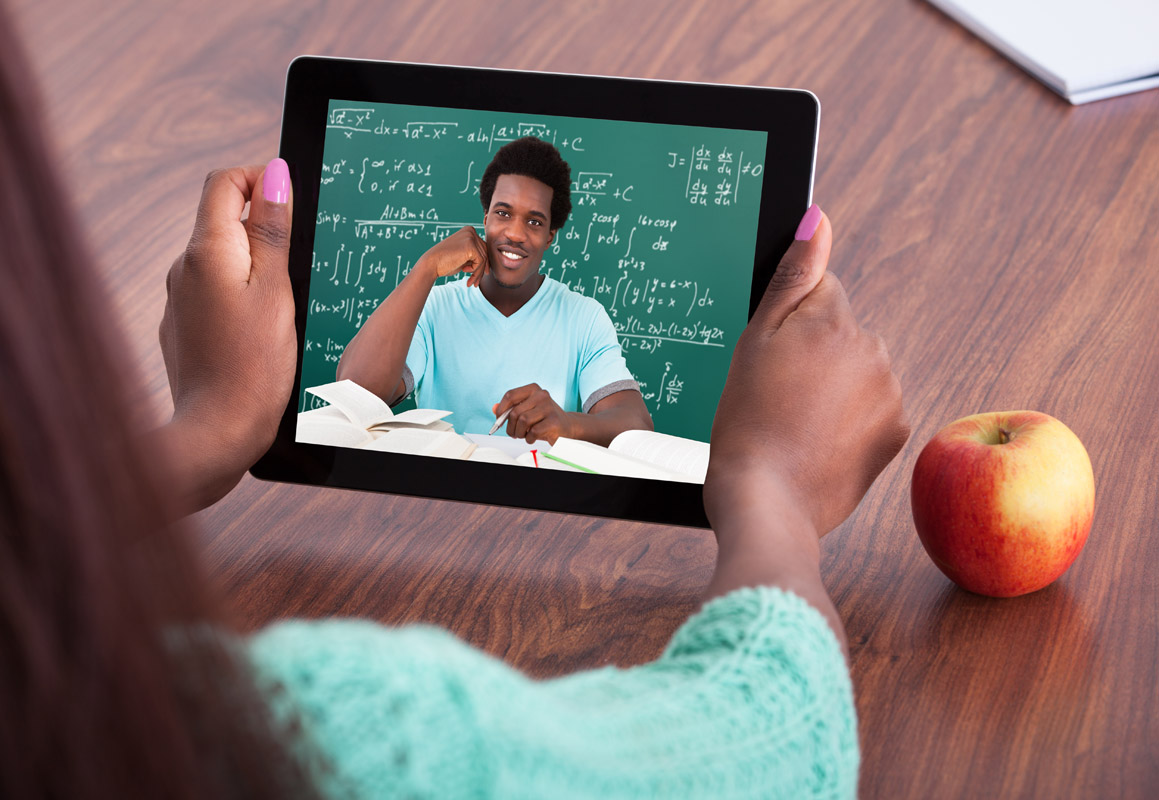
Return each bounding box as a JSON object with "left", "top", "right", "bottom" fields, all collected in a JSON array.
[{"left": 249, "top": 587, "right": 858, "bottom": 799}]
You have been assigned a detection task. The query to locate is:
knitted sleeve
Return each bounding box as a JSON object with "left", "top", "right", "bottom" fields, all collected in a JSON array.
[{"left": 249, "top": 586, "right": 858, "bottom": 800}]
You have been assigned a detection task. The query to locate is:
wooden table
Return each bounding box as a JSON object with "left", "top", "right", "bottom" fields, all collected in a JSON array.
[{"left": 15, "top": 0, "right": 1158, "bottom": 796}]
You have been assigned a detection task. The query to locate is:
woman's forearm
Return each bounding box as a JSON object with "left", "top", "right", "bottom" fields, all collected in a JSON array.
[
  {"left": 702, "top": 474, "right": 848, "bottom": 659},
  {"left": 147, "top": 414, "right": 265, "bottom": 517}
]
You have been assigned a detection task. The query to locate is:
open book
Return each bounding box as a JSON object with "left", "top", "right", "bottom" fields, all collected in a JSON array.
[
  {"left": 296, "top": 380, "right": 476, "bottom": 459},
  {"left": 297, "top": 383, "right": 711, "bottom": 478},
  {"left": 540, "top": 430, "right": 710, "bottom": 483}
]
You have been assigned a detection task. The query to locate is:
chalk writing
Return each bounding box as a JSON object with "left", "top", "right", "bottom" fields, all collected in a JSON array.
[{"left": 301, "top": 100, "right": 768, "bottom": 441}]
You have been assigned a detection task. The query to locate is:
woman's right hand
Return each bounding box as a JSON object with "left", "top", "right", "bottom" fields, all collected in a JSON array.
[
  {"left": 705, "top": 206, "right": 910, "bottom": 540},
  {"left": 155, "top": 160, "right": 297, "bottom": 513},
  {"left": 701, "top": 206, "right": 908, "bottom": 650}
]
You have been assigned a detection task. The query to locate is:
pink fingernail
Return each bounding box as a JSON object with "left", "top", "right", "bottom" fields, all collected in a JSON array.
[
  {"left": 263, "top": 157, "right": 290, "bottom": 204},
  {"left": 795, "top": 203, "right": 822, "bottom": 241}
]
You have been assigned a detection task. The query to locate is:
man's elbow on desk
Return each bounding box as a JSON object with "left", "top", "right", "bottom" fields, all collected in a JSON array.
[
  {"left": 570, "top": 389, "right": 654, "bottom": 447},
  {"left": 335, "top": 356, "right": 405, "bottom": 408},
  {"left": 592, "top": 388, "right": 654, "bottom": 426}
]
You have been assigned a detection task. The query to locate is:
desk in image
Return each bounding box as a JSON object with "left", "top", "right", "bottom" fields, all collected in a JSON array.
[{"left": 16, "top": 0, "right": 1158, "bottom": 797}]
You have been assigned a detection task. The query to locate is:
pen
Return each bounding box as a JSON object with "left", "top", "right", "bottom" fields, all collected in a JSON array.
[
  {"left": 531, "top": 449, "right": 539, "bottom": 468},
  {"left": 488, "top": 408, "right": 511, "bottom": 435}
]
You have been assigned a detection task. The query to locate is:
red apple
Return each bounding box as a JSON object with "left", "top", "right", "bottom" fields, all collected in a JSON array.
[{"left": 911, "top": 411, "right": 1094, "bottom": 597}]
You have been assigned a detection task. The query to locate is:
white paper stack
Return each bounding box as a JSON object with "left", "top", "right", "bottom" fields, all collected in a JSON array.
[{"left": 927, "top": 0, "right": 1159, "bottom": 104}]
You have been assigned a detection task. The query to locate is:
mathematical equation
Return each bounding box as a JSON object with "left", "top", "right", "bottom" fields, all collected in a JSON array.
[
  {"left": 303, "top": 103, "right": 765, "bottom": 434},
  {"left": 303, "top": 336, "right": 349, "bottom": 365},
  {"left": 313, "top": 224, "right": 721, "bottom": 324},
  {"left": 322, "top": 108, "right": 762, "bottom": 213},
  {"left": 667, "top": 145, "right": 763, "bottom": 206},
  {"left": 316, "top": 208, "right": 690, "bottom": 283},
  {"left": 327, "top": 108, "right": 589, "bottom": 154},
  {"left": 636, "top": 361, "right": 685, "bottom": 411}
]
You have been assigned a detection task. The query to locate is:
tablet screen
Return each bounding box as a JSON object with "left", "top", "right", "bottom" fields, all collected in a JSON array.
[
  {"left": 298, "top": 101, "right": 766, "bottom": 469},
  {"left": 258, "top": 58, "right": 818, "bottom": 526}
]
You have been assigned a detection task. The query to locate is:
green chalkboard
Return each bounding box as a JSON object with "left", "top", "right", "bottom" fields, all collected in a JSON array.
[{"left": 300, "top": 100, "right": 768, "bottom": 443}]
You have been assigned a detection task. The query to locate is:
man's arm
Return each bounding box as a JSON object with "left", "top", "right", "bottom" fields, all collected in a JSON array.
[
  {"left": 494, "top": 385, "right": 652, "bottom": 446},
  {"left": 572, "top": 388, "right": 653, "bottom": 445},
  {"left": 337, "top": 226, "right": 488, "bottom": 404},
  {"left": 336, "top": 260, "right": 436, "bottom": 406}
]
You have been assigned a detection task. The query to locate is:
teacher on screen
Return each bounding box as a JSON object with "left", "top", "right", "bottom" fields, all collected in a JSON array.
[{"left": 337, "top": 136, "right": 653, "bottom": 444}]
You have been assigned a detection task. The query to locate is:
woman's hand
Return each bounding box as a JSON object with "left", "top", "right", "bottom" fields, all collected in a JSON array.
[
  {"left": 155, "top": 159, "right": 296, "bottom": 513},
  {"left": 701, "top": 207, "right": 909, "bottom": 653},
  {"left": 705, "top": 206, "right": 909, "bottom": 538}
]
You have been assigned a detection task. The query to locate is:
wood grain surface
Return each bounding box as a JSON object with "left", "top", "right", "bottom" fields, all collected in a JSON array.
[{"left": 12, "top": 0, "right": 1157, "bottom": 797}]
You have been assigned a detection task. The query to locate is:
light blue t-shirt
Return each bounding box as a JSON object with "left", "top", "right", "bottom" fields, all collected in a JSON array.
[{"left": 402, "top": 276, "right": 639, "bottom": 435}]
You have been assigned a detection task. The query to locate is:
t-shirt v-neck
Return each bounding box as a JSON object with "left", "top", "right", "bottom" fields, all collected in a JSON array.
[{"left": 469, "top": 274, "right": 553, "bottom": 328}]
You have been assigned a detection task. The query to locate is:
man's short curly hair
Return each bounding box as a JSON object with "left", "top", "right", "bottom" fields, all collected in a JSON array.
[{"left": 479, "top": 136, "right": 572, "bottom": 232}]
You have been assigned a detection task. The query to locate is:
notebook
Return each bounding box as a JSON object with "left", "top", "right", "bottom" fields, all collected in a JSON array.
[{"left": 927, "top": 0, "right": 1159, "bottom": 104}]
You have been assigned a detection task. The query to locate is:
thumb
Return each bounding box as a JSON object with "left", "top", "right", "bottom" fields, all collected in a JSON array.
[
  {"left": 246, "top": 157, "right": 293, "bottom": 281},
  {"left": 754, "top": 204, "right": 832, "bottom": 331}
]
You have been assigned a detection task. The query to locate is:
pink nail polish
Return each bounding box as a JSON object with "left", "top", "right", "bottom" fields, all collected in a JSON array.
[
  {"left": 263, "top": 157, "right": 290, "bottom": 204},
  {"left": 795, "top": 203, "right": 822, "bottom": 241}
]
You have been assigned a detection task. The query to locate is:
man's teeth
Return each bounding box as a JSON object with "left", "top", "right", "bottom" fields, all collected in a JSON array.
[{"left": 502, "top": 251, "right": 525, "bottom": 260}]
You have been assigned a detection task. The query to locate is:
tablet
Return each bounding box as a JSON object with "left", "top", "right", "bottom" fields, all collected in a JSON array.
[{"left": 252, "top": 57, "right": 819, "bottom": 528}]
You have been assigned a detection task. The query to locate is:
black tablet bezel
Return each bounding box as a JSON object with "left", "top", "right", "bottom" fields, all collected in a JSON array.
[{"left": 251, "top": 57, "right": 819, "bottom": 528}]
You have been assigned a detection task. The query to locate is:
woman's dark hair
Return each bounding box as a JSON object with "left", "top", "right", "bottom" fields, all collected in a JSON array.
[
  {"left": 478, "top": 136, "right": 573, "bottom": 231},
  {"left": 0, "top": 5, "right": 321, "bottom": 798}
]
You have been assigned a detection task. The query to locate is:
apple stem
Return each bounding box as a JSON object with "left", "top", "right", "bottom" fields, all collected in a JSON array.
[{"left": 998, "top": 427, "right": 1012, "bottom": 445}]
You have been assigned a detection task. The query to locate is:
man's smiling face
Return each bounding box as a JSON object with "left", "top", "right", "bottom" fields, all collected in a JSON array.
[{"left": 483, "top": 173, "right": 556, "bottom": 290}]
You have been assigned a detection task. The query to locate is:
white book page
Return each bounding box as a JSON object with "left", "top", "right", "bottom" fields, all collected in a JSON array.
[
  {"left": 300, "top": 405, "right": 349, "bottom": 423},
  {"left": 369, "top": 419, "right": 455, "bottom": 434},
  {"left": 362, "top": 429, "right": 474, "bottom": 459},
  {"left": 547, "top": 438, "right": 687, "bottom": 481},
  {"left": 429, "top": 435, "right": 477, "bottom": 460},
  {"left": 305, "top": 380, "right": 394, "bottom": 429},
  {"left": 468, "top": 447, "right": 523, "bottom": 466},
  {"left": 392, "top": 408, "right": 453, "bottom": 426},
  {"left": 609, "top": 430, "right": 709, "bottom": 482},
  {"left": 296, "top": 409, "right": 374, "bottom": 448},
  {"left": 462, "top": 434, "right": 547, "bottom": 459}
]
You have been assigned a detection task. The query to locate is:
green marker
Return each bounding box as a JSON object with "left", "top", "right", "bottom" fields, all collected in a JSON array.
[{"left": 541, "top": 452, "right": 598, "bottom": 474}]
